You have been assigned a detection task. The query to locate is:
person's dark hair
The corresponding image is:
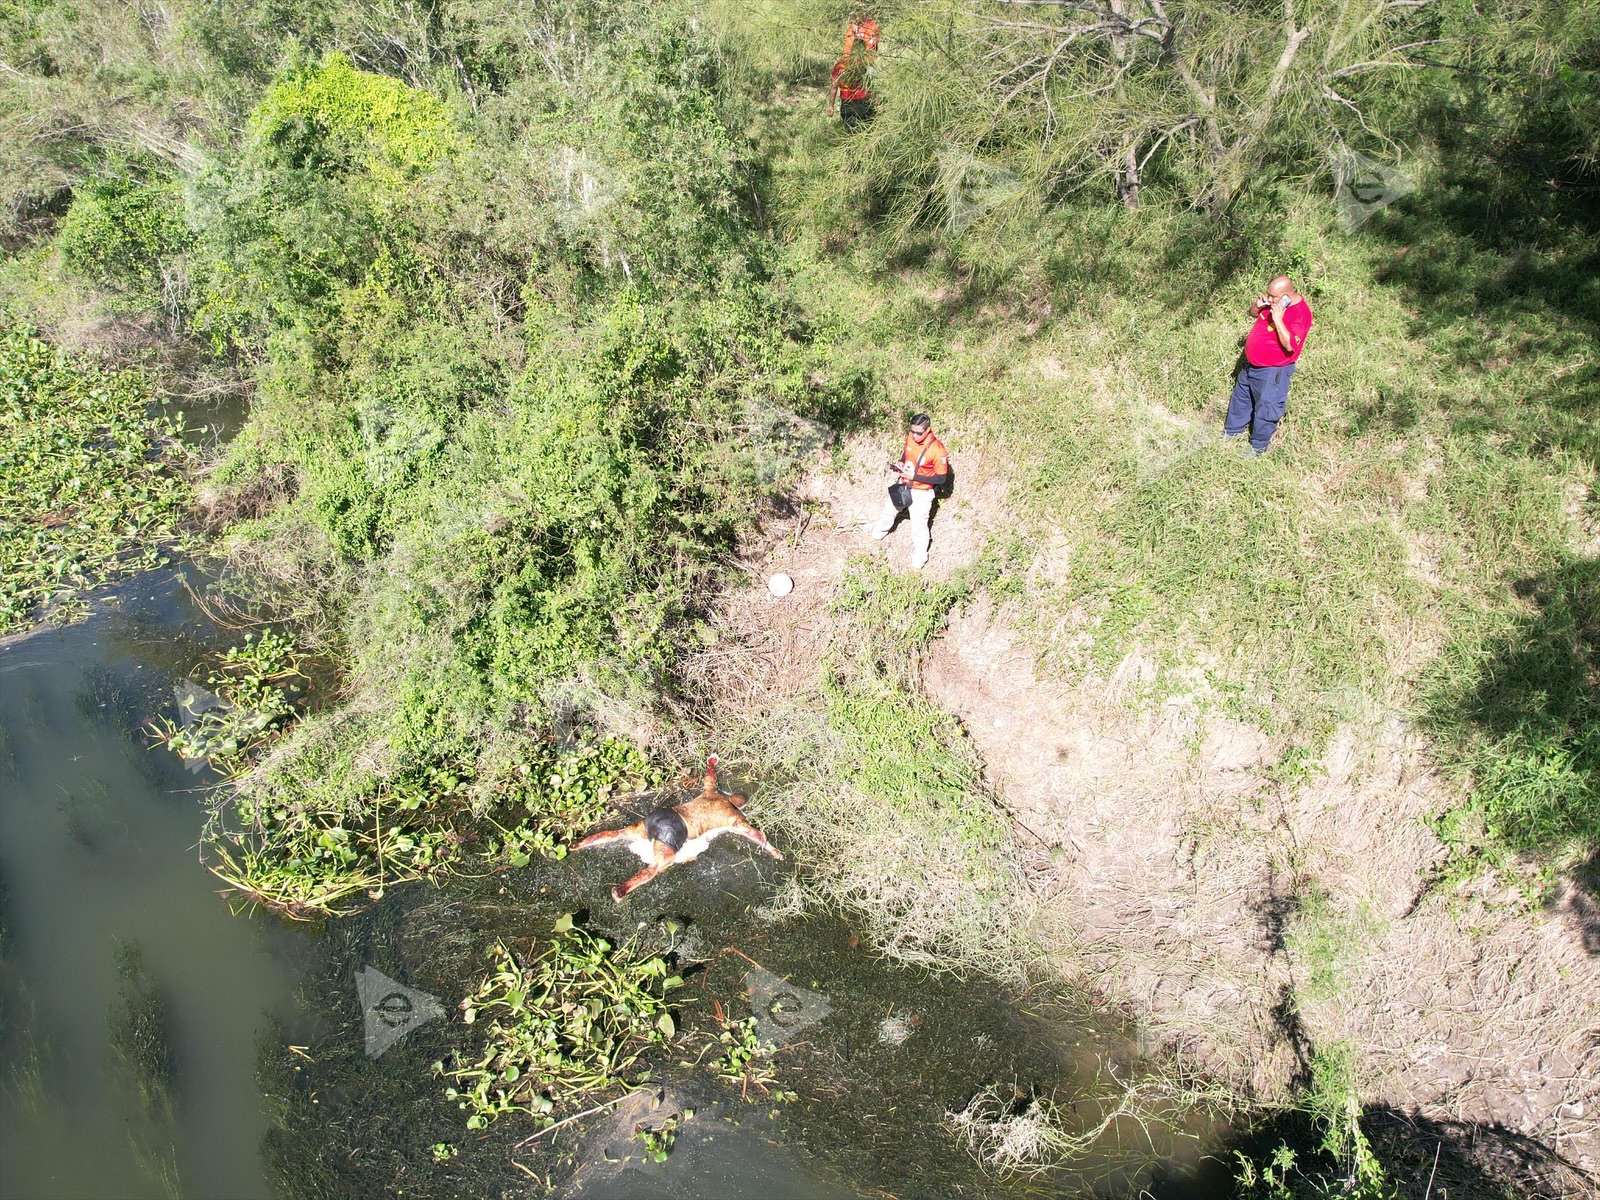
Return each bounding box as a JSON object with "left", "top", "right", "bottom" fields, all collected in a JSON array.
[{"left": 909, "top": 413, "right": 931, "bottom": 430}]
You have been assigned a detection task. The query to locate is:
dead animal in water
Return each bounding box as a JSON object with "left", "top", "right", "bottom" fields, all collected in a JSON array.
[{"left": 573, "top": 756, "right": 782, "bottom": 900}]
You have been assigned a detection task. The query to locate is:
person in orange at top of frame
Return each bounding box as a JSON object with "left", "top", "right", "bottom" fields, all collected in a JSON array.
[
  {"left": 842, "top": 13, "right": 879, "bottom": 54},
  {"left": 1223, "top": 274, "right": 1314, "bottom": 456},
  {"left": 869, "top": 413, "right": 950, "bottom": 571},
  {"left": 827, "top": 43, "right": 875, "bottom": 130}
]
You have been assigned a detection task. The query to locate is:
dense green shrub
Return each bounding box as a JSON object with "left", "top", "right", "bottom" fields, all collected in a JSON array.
[
  {"left": 250, "top": 53, "right": 458, "bottom": 178},
  {"left": 179, "top": 19, "right": 826, "bottom": 888},
  {"left": 186, "top": 53, "right": 470, "bottom": 352},
  {"left": 56, "top": 178, "right": 189, "bottom": 297}
]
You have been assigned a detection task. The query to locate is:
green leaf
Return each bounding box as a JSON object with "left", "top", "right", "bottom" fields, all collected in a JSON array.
[{"left": 656, "top": 1012, "right": 675, "bottom": 1038}]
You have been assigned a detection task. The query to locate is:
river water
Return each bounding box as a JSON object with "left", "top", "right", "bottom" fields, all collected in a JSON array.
[
  {"left": 0, "top": 573, "right": 1231, "bottom": 1199},
  {"left": 0, "top": 577, "right": 299, "bottom": 1199}
]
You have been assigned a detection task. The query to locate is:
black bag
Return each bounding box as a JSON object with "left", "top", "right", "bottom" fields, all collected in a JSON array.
[{"left": 888, "top": 440, "right": 931, "bottom": 511}]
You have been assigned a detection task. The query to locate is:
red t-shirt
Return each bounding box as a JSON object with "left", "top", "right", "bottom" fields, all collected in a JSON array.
[
  {"left": 832, "top": 59, "right": 870, "bottom": 102},
  {"left": 1245, "top": 298, "right": 1313, "bottom": 367}
]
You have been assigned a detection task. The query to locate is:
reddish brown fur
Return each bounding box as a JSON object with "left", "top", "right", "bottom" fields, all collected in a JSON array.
[{"left": 573, "top": 756, "right": 783, "bottom": 900}]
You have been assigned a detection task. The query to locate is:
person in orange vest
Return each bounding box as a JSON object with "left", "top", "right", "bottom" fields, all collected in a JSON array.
[
  {"left": 869, "top": 413, "right": 950, "bottom": 570},
  {"left": 842, "top": 14, "right": 879, "bottom": 55},
  {"left": 827, "top": 43, "right": 875, "bottom": 130}
]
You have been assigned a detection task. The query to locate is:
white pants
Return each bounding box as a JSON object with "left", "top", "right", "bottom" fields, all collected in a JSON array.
[{"left": 871, "top": 487, "right": 935, "bottom": 568}]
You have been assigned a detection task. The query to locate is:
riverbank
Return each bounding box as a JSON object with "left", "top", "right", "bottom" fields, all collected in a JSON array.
[
  {"left": 696, "top": 428, "right": 1599, "bottom": 1186},
  {"left": 696, "top": 61, "right": 1599, "bottom": 1182},
  {"left": 0, "top": 577, "right": 1237, "bottom": 1199},
  {"left": 3, "top": 2, "right": 1596, "bottom": 1193}
]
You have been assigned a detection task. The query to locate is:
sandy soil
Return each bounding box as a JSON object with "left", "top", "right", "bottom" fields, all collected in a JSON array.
[{"left": 711, "top": 429, "right": 1600, "bottom": 1182}]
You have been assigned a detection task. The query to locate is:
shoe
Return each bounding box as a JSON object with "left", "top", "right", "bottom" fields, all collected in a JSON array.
[
  {"left": 910, "top": 556, "right": 927, "bottom": 571},
  {"left": 869, "top": 528, "right": 890, "bottom": 541}
]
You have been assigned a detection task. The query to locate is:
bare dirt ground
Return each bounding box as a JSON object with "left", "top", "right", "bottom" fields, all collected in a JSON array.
[{"left": 705, "top": 428, "right": 1600, "bottom": 1183}]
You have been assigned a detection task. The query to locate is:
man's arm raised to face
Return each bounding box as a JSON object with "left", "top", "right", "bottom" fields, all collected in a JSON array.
[
  {"left": 1270, "top": 298, "right": 1295, "bottom": 354},
  {"left": 1266, "top": 277, "right": 1297, "bottom": 355}
]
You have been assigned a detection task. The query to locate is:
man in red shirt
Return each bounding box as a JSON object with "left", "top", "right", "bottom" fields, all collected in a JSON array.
[
  {"left": 827, "top": 44, "right": 875, "bottom": 130},
  {"left": 1223, "top": 275, "right": 1313, "bottom": 455},
  {"left": 870, "top": 413, "right": 949, "bottom": 570}
]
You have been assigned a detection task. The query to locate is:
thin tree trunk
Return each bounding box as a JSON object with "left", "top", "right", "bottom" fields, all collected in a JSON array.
[{"left": 1110, "top": 0, "right": 1139, "bottom": 208}]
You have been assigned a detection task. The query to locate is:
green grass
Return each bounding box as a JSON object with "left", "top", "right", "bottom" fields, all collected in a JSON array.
[
  {"left": 1422, "top": 555, "right": 1599, "bottom": 862},
  {"left": 759, "top": 150, "right": 1596, "bottom": 867}
]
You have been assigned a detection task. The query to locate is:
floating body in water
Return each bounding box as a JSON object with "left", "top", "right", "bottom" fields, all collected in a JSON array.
[{"left": 575, "top": 756, "right": 782, "bottom": 900}]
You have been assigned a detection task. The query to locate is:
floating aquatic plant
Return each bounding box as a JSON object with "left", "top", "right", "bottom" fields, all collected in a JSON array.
[{"left": 440, "top": 918, "right": 684, "bottom": 1130}]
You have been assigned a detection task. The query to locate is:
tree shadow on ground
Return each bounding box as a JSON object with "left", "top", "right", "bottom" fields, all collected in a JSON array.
[
  {"left": 1177, "top": 1105, "right": 1598, "bottom": 1199},
  {"left": 1554, "top": 847, "right": 1600, "bottom": 956},
  {"left": 1421, "top": 555, "right": 1599, "bottom": 872},
  {"left": 1364, "top": 184, "right": 1600, "bottom": 472},
  {"left": 1249, "top": 864, "right": 1316, "bottom": 1091},
  {"left": 1419, "top": 553, "right": 1600, "bottom": 962}
]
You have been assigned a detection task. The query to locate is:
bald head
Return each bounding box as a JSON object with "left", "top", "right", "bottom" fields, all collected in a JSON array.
[{"left": 1267, "top": 276, "right": 1299, "bottom": 300}]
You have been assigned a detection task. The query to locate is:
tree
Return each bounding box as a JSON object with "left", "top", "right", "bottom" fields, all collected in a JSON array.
[{"left": 790, "top": 0, "right": 1448, "bottom": 232}]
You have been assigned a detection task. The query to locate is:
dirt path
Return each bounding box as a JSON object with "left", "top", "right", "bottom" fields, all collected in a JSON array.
[{"left": 710, "top": 429, "right": 1600, "bottom": 1181}]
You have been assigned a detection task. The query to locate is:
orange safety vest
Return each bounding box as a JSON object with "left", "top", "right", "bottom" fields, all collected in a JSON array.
[{"left": 901, "top": 431, "right": 949, "bottom": 490}]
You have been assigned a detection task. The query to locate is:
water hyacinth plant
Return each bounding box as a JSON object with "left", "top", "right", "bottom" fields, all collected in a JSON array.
[
  {"left": 0, "top": 324, "right": 194, "bottom": 633},
  {"left": 150, "top": 628, "right": 305, "bottom": 774},
  {"left": 441, "top": 919, "right": 684, "bottom": 1130}
]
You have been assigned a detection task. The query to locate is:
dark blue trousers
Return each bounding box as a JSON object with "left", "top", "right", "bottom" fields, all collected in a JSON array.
[{"left": 1224, "top": 363, "right": 1297, "bottom": 452}]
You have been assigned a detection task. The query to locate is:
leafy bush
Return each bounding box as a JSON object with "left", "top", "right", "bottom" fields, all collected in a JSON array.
[
  {"left": 249, "top": 52, "right": 459, "bottom": 179},
  {"left": 56, "top": 177, "right": 189, "bottom": 297}
]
